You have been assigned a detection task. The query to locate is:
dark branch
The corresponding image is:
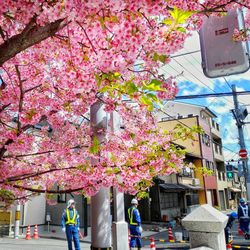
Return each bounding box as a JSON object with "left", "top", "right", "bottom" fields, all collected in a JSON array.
[
  {"left": 12, "top": 184, "right": 84, "bottom": 194},
  {"left": 0, "top": 18, "right": 67, "bottom": 66}
]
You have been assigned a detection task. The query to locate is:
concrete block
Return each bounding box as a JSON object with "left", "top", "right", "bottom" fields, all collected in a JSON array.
[
  {"left": 182, "top": 204, "right": 228, "bottom": 232},
  {"left": 182, "top": 204, "right": 228, "bottom": 250}
]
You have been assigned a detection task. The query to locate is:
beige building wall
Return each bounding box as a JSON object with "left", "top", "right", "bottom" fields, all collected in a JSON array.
[{"left": 158, "top": 117, "right": 201, "bottom": 158}]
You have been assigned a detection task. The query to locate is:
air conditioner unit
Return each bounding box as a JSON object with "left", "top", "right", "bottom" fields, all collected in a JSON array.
[{"left": 192, "top": 178, "right": 200, "bottom": 186}]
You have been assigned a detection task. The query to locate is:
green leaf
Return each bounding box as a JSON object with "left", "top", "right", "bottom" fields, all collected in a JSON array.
[
  {"left": 99, "top": 85, "right": 111, "bottom": 93},
  {"left": 140, "top": 96, "right": 154, "bottom": 111},
  {"left": 125, "top": 81, "right": 138, "bottom": 94},
  {"left": 162, "top": 18, "right": 173, "bottom": 26},
  {"left": 152, "top": 53, "right": 167, "bottom": 63},
  {"left": 170, "top": 7, "right": 193, "bottom": 24},
  {"left": 177, "top": 27, "right": 186, "bottom": 33},
  {"left": 158, "top": 54, "right": 167, "bottom": 63},
  {"left": 90, "top": 136, "right": 100, "bottom": 154},
  {"left": 146, "top": 93, "right": 158, "bottom": 102},
  {"left": 143, "top": 79, "right": 163, "bottom": 91}
]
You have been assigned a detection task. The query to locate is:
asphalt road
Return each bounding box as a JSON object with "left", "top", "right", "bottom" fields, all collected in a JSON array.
[{"left": 0, "top": 238, "right": 91, "bottom": 250}]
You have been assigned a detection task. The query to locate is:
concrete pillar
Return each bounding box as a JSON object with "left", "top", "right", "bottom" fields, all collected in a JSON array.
[
  {"left": 91, "top": 188, "right": 111, "bottom": 248},
  {"left": 182, "top": 204, "right": 228, "bottom": 250},
  {"left": 112, "top": 189, "right": 129, "bottom": 250},
  {"left": 110, "top": 111, "right": 129, "bottom": 250},
  {"left": 90, "top": 99, "right": 111, "bottom": 249},
  {"left": 14, "top": 204, "right": 21, "bottom": 239}
]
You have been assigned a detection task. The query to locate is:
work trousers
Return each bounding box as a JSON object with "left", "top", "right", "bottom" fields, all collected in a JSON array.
[
  {"left": 129, "top": 225, "right": 142, "bottom": 248},
  {"left": 240, "top": 218, "right": 249, "bottom": 234},
  {"left": 66, "top": 225, "right": 80, "bottom": 250}
]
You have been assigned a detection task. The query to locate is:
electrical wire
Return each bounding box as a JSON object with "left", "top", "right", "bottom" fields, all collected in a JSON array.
[{"left": 172, "top": 57, "right": 235, "bottom": 116}]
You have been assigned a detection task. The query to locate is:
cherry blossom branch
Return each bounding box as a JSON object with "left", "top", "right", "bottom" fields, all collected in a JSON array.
[
  {"left": 0, "top": 166, "right": 77, "bottom": 184},
  {"left": 0, "top": 119, "right": 15, "bottom": 129},
  {"left": 76, "top": 21, "right": 98, "bottom": 55},
  {"left": 0, "top": 17, "right": 67, "bottom": 66},
  {"left": 0, "top": 103, "right": 11, "bottom": 113},
  {"left": 127, "top": 68, "right": 157, "bottom": 78},
  {"left": 3, "top": 144, "right": 87, "bottom": 159},
  {"left": 15, "top": 65, "right": 24, "bottom": 133},
  {"left": 12, "top": 184, "right": 85, "bottom": 194},
  {"left": 139, "top": 11, "right": 154, "bottom": 29},
  {"left": 199, "top": 0, "right": 239, "bottom": 13},
  {"left": 24, "top": 84, "right": 42, "bottom": 93},
  {"left": 0, "top": 139, "right": 14, "bottom": 159}
]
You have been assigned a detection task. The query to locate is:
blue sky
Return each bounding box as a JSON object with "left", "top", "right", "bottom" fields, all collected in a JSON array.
[{"left": 160, "top": 32, "right": 250, "bottom": 162}]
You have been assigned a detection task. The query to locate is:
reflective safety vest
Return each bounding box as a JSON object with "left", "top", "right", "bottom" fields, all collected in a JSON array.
[
  {"left": 65, "top": 208, "right": 77, "bottom": 225},
  {"left": 240, "top": 205, "right": 249, "bottom": 218},
  {"left": 128, "top": 207, "right": 138, "bottom": 226}
]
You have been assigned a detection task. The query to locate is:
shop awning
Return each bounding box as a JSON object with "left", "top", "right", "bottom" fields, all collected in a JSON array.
[
  {"left": 159, "top": 183, "right": 185, "bottom": 192},
  {"left": 159, "top": 183, "right": 203, "bottom": 192},
  {"left": 229, "top": 187, "right": 242, "bottom": 193}
]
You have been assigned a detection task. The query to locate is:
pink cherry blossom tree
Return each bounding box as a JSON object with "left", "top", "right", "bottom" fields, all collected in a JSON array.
[{"left": 0, "top": 0, "right": 249, "bottom": 203}]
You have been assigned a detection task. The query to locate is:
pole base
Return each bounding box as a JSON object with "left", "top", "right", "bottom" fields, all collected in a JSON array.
[{"left": 90, "top": 246, "right": 112, "bottom": 250}]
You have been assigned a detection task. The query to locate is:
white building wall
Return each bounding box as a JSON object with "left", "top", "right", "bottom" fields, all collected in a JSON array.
[
  {"left": 156, "top": 101, "right": 203, "bottom": 121},
  {"left": 22, "top": 194, "right": 46, "bottom": 226}
]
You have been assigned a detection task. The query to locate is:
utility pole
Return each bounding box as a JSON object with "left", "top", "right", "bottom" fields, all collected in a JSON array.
[
  {"left": 110, "top": 111, "right": 129, "bottom": 250},
  {"left": 90, "top": 99, "right": 111, "bottom": 250},
  {"left": 232, "top": 84, "right": 250, "bottom": 201}
]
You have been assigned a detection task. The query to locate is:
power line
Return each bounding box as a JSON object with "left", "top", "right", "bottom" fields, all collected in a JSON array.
[
  {"left": 161, "top": 63, "right": 208, "bottom": 107},
  {"left": 171, "top": 50, "right": 200, "bottom": 58},
  {"left": 223, "top": 77, "right": 232, "bottom": 90},
  {"left": 174, "top": 91, "right": 250, "bottom": 100},
  {"left": 180, "top": 50, "right": 234, "bottom": 105}
]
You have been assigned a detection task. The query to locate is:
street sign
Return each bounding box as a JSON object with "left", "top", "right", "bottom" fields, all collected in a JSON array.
[{"left": 239, "top": 149, "right": 248, "bottom": 158}]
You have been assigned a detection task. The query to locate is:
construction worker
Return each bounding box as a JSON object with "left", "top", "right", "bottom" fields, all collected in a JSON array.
[
  {"left": 62, "top": 199, "right": 81, "bottom": 250},
  {"left": 238, "top": 198, "right": 250, "bottom": 237},
  {"left": 224, "top": 211, "right": 237, "bottom": 244},
  {"left": 128, "top": 198, "right": 142, "bottom": 250}
]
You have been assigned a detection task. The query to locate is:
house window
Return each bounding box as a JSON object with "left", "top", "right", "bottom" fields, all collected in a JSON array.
[
  {"left": 206, "top": 160, "right": 210, "bottom": 169},
  {"left": 160, "top": 193, "right": 179, "bottom": 209},
  {"left": 202, "top": 134, "right": 210, "bottom": 147},
  {"left": 186, "top": 194, "right": 199, "bottom": 206}
]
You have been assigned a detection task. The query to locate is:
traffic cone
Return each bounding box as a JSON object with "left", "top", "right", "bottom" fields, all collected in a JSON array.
[
  {"left": 168, "top": 227, "right": 175, "bottom": 242},
  {"left": 226, "top": 243, "right": 232, "bottom": 250},
  {"left": 33, "top": 224, "right": 39, "bottom": 239},
  {"left": 25, "top": 225, "right": 31, "bottom": 240},
  {"left": 150, "top": 237, "right": 156, "bottom": 250},
  {"left": 238, "top": 224, "right": 244, "bottom": 235}
]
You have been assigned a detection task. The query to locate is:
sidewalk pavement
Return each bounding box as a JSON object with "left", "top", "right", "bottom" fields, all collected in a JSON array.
[
  {"left": 36, "top": 224, "right": 162, "bottom": 243},
  {"left": 13, "top": 224, "right": 166, "bottom": 249}
]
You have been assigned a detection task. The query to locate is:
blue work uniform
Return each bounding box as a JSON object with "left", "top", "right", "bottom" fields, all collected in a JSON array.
[
  {"left": 224, "top": 214, "right": 235, "bottom": 244},
  {"left": 238, "top": 204, "right": 250, "bottom": 234},
  {"left": 62, "top": 208, "right": 81, "bottom": 250},
  {"left": 128, "top": 205, "right": 142, "bottom": 248}
]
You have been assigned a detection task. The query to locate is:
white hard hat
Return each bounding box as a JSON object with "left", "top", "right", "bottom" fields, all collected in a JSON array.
[
  {"left": 67, "top": 199, "right": 75, "bottom": 208},
  {"left": 131, "top": 198, "right": 138, "bottom": 205}
]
